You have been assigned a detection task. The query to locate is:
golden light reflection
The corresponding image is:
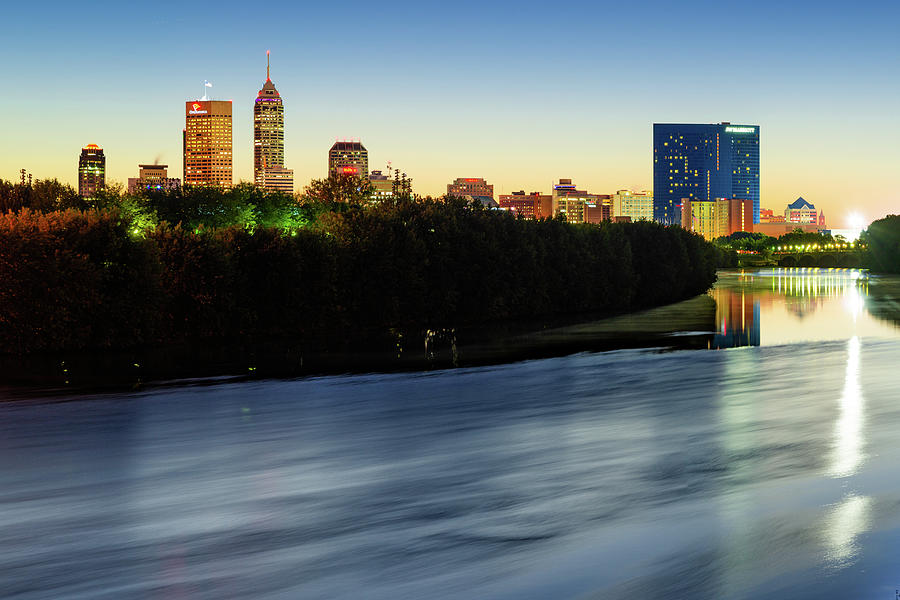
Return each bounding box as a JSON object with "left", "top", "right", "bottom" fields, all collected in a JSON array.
[
  {"left": 828, "top": 336, "right": 864, "bottom": 478},
  {"left": 822, "top": 493, "right": 871, "bottom": 569}
]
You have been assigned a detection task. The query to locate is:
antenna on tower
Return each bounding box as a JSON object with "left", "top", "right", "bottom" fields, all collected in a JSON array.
[{"left": 266, "top": 50, "right": 271, "bottom": 81}]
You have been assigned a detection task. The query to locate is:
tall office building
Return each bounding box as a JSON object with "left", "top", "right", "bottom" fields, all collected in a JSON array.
[
  {"left": 329, "top": 140, "right": 368, "bottom": 177},
  {"left": 184, "top": 99, "right": 233, "bottom": 187},
  {"left": 653, "top": 123, "right": 759, "bottom": 225},
  {"left": 254, "top": 51, "right": 293, "bottom": 194},
  {"left": 78, "top": 144, "right": 105, "bottom": 198}
]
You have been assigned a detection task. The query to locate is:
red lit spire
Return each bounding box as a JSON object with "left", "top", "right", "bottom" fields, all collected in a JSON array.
[{"left": 266, "top": 50, "right": 270, "bottom": 81}]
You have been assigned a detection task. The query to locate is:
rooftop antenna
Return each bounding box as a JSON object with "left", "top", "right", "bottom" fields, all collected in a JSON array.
[{"left": 266, "top": 50, "right": 271, "bottom": 81}]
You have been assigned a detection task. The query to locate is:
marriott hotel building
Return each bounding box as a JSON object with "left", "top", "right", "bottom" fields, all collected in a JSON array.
[
  {"left": 653, "top": 123, "right": 759, "bottom": 225},
  {"left": 183, "top": 100, "right": 233, "bottom": 188}
]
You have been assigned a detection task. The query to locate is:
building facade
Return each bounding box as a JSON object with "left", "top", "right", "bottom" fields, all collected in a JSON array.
[
  {"left": 254, "top": 52, "right": 293, "bottom": 194},
  {"left": 184, "top": 100, "right": 233, "bottom": 188},
  {"left": 78, "top": 144, "right": 105, "bottom": 198},
  {"left": 498, "top": 191, "right": 552, "bottom": 219},
  {"left": 759, "top": 208, "right": 785, "bottom": 223},
  {"left": 653, "top": 123, "right": 760, "bottom": 225},
  {"left": 329, "top": 141, "right": 368, "bottom": 177},
  {"left": 127, "top": 164, "right": 181, "bottom": 193},
  {"left": 447, "top": 178, "right": 494, "bottom": 199},
  {"left": 681, "top": 197, "right": 753, "bottom": 241},
  {"left": 785, "top": 197, "right": 818, "bottom": 224},
  {"left": 551, "top": 179, "right": 610, "bottom": 224},
  {"left": 754, "top": 222, "right": 820, "bottom": 237},
  {"left": 368, "top": 170, "right": 394, "bottom": 201},
  {"left": 612, "top": 190, "right": 654, "bottom": 222}
]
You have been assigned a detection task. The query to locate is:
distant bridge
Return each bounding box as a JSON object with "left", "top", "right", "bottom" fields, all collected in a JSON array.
[{"left": 771, "top": 251, "right": 864, "bottom": 268}]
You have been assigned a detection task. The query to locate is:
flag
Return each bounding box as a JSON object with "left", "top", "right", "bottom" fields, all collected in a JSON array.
[{"left": 204, "top": 80, "right": 213, "bottom": 88}]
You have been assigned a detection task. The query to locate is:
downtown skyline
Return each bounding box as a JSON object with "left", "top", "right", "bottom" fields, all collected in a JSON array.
[{"left": 3, "top": 1, "right": 899, "bottom": 228}]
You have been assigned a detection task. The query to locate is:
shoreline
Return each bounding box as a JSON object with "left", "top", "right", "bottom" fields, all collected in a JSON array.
[{"left": 0, "top": 294, "right": 717, "bottom": 393}]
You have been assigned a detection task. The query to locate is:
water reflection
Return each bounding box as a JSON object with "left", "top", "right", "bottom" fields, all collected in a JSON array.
[
  {"left": 709, "top": 269, "right": 888, "bottom": 349},
  {"left": 823, "top": 493, "right": 871, "bottom": 570},
  {"left": 829, "top": 336, "right": 864, "bottom": 478}
]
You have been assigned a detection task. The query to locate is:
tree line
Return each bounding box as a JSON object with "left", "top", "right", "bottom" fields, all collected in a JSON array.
[{"left": 0, "top": 177, "right": 726, "bottom": 354}]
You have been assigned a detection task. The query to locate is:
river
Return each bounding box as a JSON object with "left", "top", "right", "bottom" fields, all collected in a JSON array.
[{"left": 3, "top": 268, "right": 900, "bottom": 599}]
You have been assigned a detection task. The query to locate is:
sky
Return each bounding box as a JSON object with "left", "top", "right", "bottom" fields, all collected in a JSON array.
[{"left": 2, "top": 0, "right": 898, "bottom": 228}]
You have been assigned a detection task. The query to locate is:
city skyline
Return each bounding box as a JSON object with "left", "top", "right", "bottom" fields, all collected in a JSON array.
[{"left": 3, "top": 1, "right": 899, "bottom": 228}]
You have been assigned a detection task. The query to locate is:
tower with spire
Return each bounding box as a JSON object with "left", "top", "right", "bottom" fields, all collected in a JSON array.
[{"left": 254, "top": 50, "right": 293, "bottom": 194}]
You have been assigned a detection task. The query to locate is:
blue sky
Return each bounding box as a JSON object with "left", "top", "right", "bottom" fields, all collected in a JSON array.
[{"left": 2, "top": 0, "right": 898, "bottom": 225}]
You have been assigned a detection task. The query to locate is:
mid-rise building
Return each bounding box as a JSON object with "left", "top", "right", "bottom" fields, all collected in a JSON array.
[
  {"left": 447, "top": 177, "right": 494, "bottom": 199},
  {"left": 759, "top": 208, "right": 785, "bottom": 223},
  {"left": 681, "top": 197, "right": 753, "bottom": 241},
  {"left": 184, "top": 99, "right": 233, "bottom": 188},
  {"left": 127, "top": 164, "right": 181, "bottom": 193},
  {"left": 498, "top": 191, "right": 552, "bottom": 219},
  {"left": 612, "top": 190, "right": 654, "bottom": 222},
  {"left": 551, "top": 179, "right": 610, "bottom": 224},
  {"left": 653, "top": 123, "right": 760, "bottom": 225},
  {"left": 369, "top": 170, "right": 394, "bottom": 200},
  {"left": 254, "top": 51, "right": 293, "bottom": 194},
  {"left": 329, "top": 140, "right": 368, "bottom": 177},
  {"left": 584, "top": 196, "right": 613, "bottom": 224},
  {"left": 785, "top": 197, "right": 818, "bottom": 224},
  {"left": 78, "top": 144, "right": 105, "bottom": 198}
]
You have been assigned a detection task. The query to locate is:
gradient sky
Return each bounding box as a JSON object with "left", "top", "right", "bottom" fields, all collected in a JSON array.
[{"left": 2, "top": 0, "right": 898, "bottom": 227}]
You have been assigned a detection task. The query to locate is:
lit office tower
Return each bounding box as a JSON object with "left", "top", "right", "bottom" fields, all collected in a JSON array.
[
  {"left": 328, "top": 140, "right": 368, "bottom": 177},
  {"left": 78, "top": 144, "right": 105, "bottom": 198},
  {"left": 653, "top": 123, "right": 759, "bottom": 225},
  {"left": 254, "top": 51, "right": 293, "bottom": 193},
  {"left": 184, "top": 99, "right": 233, "bottom": 187}
]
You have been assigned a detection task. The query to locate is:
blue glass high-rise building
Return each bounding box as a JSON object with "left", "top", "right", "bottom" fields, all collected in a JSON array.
[{"left": 653, "top": 123, "right": 760, "bottom": 225}]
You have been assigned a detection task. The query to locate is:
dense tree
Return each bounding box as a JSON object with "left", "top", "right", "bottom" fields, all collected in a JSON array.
[
  {"left": 0, "top": 186, "right": 727, "bottom": 354},
  {"left": 300, "top": 174, "right": 375, "bottom": 206},
  {"left": 863, "top": 215, "right": 900, "bottom": 273}
]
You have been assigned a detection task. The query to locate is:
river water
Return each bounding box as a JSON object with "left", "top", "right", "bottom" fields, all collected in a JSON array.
[{"left": 3, "top": 268, "right": 900, "bottom": 599}]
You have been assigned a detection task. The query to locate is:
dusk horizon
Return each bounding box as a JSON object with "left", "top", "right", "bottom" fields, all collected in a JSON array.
[{"left": 4, "top": 0, "right": 899, "bottom": 227}]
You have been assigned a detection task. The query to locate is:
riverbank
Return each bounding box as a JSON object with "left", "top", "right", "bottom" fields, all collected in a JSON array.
[{"left": 0, "top": 294, "right": 717, "bottom": 391}]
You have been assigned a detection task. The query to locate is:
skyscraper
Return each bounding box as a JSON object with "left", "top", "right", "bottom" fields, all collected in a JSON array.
[
  {"left": 653, "top": 123, "right": 760, "bottom": 225},
  {"left": 77, "top": 144, "right": 105, "bottom": 198},
  {"left": 184, "top": 99, "right": 232, "bottom": 188},
  {"left": 328, "top": 141, "right": 368, "bottom": 177},
  {"left": 254, "top": 51, "right": 293, "bottom": 194}
]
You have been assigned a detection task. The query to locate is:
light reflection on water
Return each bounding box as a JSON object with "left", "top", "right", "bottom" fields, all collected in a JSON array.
[
  {"left": 709, "top": 268, "right": 892, "bottom": 349},
  {"left": 2, "top": 270, "right": 900, "bottom": 599},
  {"left": 829, "top": 336, "right": 864, "bottom": 479}
]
